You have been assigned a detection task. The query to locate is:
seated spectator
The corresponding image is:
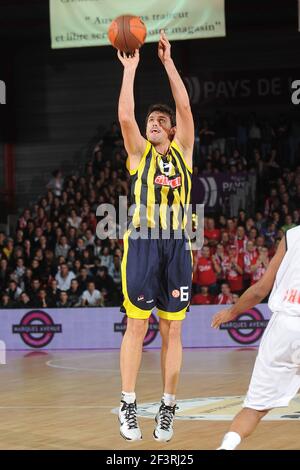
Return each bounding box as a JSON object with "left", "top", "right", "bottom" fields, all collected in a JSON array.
[
  {"left": 73, "top": 259, "right": 83, "bottom": 276},
  {"left": 214, "top": 243, "right": 229, "bottom": 284},
  {"left": 77, "top": 267, "right": 93, "bottom": 292},
  {"left": 56, "top": 291, "right": 72, "bottom": 308},
  {"left": 248, "top": 227, "right": 258, "bottom": 243},
  {"left": 34, "top": 289, "right": 56, "bottom": 308},
  {"left": 28, "top": 278, "right": 42, "bottom": 304},
  {"left": 243, "top": 240, "right": 259, "bottom": 289},
  {"left": 43, "top": 249, "right": 57, "bottom": 278},
  {"left": 234, "top": 226, "right": 248, "bottom": 254},
  {"left": 0, "top": 258, "right": 11, "bottom": 290},
  {"left": 3, "top": 238, "right": 14, "bottom": 261},
  {"left": 281, "top": 214, "right": 297, "bottom": 233},
  {"left": 55, "top": 263, "right": 76, "bottom": 291},
  {"left": 204, "top": 217, "right": 221, "bottom": 247},
  {"left": 18, "top": 292, "right": 33, "bottom": 308},
  {"left": 67, "top": 227, "right": 78, "bottom": 249},
  {"left": 0, "top": 292, "right": 17, "bottom": 308},
  {"left": 67, "top": 279, "right": 82, "bottom": 307},
  {"left": 47, "top": 279, "right": 61, "bottom": 304},
  {"left": 32, "top": 227, "right": 44, "bottom": 249},
  {"left": 250, "top": 246, "right": 270, "bottom": 285},
  {"left": 216, "top": 283, "right": 233, "bottom": 305},
  {"left": 84, "top": 229, "right": 95, "bottom": 247},
  {"left": 191, "top": 286, "right": 213, "bottom": 305},
  {"left": 81, "top": 248, "right": 95, "bottom": 271},
  {"left": 261, "top": 222, "right": 278, "bottom": 247},
  {"left": 6, "top": 279, "right": 22, "bottom": 301},
  {"left": 193, "top": 246, "right": 221, "bottom": 296},
  {"left": 225, "top": 245, "right": 244, "bottom": 294},
  {"left": 95, "top": 266, "right": 115, "bottom": 303},
  {"left": 31, "top": 258, "right": 42, "bottom": 278},
  {"left": 55, "top": 235, "right": 70, "bottom": 259},
  {"left": 75, "top": 238, "right": 85, "bottom": 257},
  {"left": 225, "top": 218, "right": 237, "bottom": 240},
  {"left": 220, "top": 230, "right": 230, "bottom": 249},
  {"left": 109, "top": 255, "right": 122, "bottom": 290},
  {"left": 255, "top": 235, "right": 266, "bottom": 250},
  {"left": 67, "top": 209, "right": 82, "bottom": 229},
  {"left": 81, "top": 281, "right": 103, "bottom": 307},
  {"left": 66, "top": 249, "right": 76, "bottom": 269}
]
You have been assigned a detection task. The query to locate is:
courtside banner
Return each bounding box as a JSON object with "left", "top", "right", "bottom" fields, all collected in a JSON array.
[
  {"left": 0, "top": 304, "right": 271, "bottom": 350},
  {"left": 50, "top": 0, "right": 226, "bottom": 49}
]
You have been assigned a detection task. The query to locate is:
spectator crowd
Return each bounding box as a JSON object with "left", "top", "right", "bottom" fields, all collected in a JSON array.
[{"left": 0, "top": 112, "right": 299, "bottom": 307}]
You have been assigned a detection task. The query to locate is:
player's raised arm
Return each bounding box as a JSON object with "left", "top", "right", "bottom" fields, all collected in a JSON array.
[
  {"left": 158, "top": 31, "right": 194, "bottom": 167},
  {"left": 117, "top": 49, "right": 147, "bottom": 170},
  {"left": 211, "top": 237, "right": 287, "bottom": 329}
]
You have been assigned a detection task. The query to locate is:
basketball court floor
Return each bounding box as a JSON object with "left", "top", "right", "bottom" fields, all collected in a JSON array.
[{"left": 0, "top": 349, "right": 299, "bottom": 450}]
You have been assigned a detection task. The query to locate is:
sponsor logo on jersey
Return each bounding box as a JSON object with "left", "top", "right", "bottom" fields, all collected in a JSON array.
[{"left": 154, "top": 175, "right": 182, "bottom": 189}]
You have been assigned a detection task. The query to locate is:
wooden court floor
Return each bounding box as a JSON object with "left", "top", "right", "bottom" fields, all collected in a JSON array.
[{"left": 0, "top": 349, "right": 299, "bottom": 450}]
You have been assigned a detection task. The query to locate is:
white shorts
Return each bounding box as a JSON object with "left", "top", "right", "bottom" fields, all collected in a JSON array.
[{"left": 243, "top": 311, "right": 300, "bottom": 411}]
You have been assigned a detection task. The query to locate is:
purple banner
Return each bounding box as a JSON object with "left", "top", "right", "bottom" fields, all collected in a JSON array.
[
  {"left": 192, "top": 173, "right": 248, "bottom": 208},
  {"left": 0, "top": 304, "right": 272, "bottom": 350}
]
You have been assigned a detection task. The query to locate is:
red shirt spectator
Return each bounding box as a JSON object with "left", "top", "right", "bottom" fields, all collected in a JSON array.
[
  {"left": 216, "top": 283, "right": 233, "bottom": 305},
  {"left": 191, "top": 287, "right": 213, "bottom": 305},
  {"left": 243, "top": 241, "right": 259, "bottom": 280},
  {"left": 234, "top": 226, "right": 248, "bottom": 254},
  {"left": 220, "top": 231, "right": 231, "bottom": 252},
  {"left": 204, "top": 217, "right": 221, "bottom": 247},
  {"left": 214, "top": 244, "right": 230, "bottom": 281},
  {"left": 225, "top": 245, "right": 244, "bottom": 293},
  {"left": 225, "top": 218, "right": 237, "bottom": 241},
  {"left": 193, "top": 246, "right": 221, "bottom": 287},
  {"left": 250, "top": 246, "right": 270, "bottom": 285}
]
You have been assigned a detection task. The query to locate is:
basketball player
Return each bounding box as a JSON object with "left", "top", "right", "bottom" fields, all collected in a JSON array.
[
  {"left": 117, "top": 31, "right": 194, "bottom": 441},
  {"left": 212, "top": 226, "right": 300, "bottom": 449}
]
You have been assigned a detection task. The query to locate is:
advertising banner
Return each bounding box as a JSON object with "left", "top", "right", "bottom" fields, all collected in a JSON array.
[
  {"left": 50, "top": 0, "right": 226, "bottom": 49},
  {"left": 0, "top": 304, "right": 272, "bottom": 350}
]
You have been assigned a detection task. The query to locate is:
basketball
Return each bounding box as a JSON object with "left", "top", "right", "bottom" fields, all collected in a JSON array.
[{"left": 108, "top": 15, "right": 147, "bottom": 53}]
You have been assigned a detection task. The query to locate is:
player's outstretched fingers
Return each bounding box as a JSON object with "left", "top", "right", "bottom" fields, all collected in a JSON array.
[{"left": 211, "top": 315, "right": 220, "bottom": 329}]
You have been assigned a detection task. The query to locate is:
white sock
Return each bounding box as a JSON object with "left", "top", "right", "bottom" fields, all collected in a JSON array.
[
  {"left": 163, "top": 393, "right": 176, "bottom": 407},
  {"left": 218, "top": 431, "right": 241, "bottom": 450},
  {"left": 121, "top": 391, "right": 136, "bottom": 404}
]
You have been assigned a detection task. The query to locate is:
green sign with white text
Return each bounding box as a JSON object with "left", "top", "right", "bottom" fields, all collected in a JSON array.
[{"left": 50, "top": 0, "right": 226, "bottom": 49}]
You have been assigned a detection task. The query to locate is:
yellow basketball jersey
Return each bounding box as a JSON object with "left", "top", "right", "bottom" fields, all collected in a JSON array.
[{"left": 127, "top": 140, "right": 192, "bottom": 230}]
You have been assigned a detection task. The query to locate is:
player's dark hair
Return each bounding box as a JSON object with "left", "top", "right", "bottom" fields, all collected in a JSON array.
[{"left": 145, "top": 104, "right": 176, "bottom": 128}]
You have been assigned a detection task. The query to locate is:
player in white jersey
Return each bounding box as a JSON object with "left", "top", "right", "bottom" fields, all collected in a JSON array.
[{"left": 211, "top": 225, "right": 300, "bottom": 450}]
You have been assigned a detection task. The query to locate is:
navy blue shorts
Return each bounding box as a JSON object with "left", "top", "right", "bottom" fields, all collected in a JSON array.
[{"left": 121, "top": 230, "right": 193, "bottom": 320}]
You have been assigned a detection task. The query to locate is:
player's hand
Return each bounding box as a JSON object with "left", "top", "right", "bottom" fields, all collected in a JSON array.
[
  {"left": 117, "top": 49, "right": 140, "bottom": 70},
  {"left": 158, "top": 30, "right": 172, "bottom": 65},
  {"left": 211, "top": 307, "right": 236, "bottom": 329}
]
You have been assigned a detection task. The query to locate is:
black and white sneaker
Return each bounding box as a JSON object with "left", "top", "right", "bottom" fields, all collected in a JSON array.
[
  {"left": 153, "top": 400, "right": 177, "bottom": 442},
  {"left": 119, "top": 400, "right": 142, "bottom": 441}
]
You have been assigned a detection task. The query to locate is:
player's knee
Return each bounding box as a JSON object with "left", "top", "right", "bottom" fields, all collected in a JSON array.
[
  {"left": 127, "top": 318, "right": 149, "bottom": 339},
  {"left": 168, "top": 321, "right": 182, "bottom": 341}
]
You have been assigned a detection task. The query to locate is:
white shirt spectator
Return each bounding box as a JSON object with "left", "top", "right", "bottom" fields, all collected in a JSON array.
[
  {"left": 55, "top": 271, "right": 76, "bottom": 290},
  {"left": 109, "top": 264, "right": 121, "bottom": 286},
  {"left": 81, "top": 289, "right": 102, "bottom": 307},
  {"left": 100, "top": 254, "right": 113, "bottom": 270},
  {"left": 7, "top": 285, "right": 22, "bottom": 300},
  {"left": 67, "top": 216, "right": 82, "bottom": 229},
  {"left": 55, "top": 242, "right": 70, "bottom": 259}
]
